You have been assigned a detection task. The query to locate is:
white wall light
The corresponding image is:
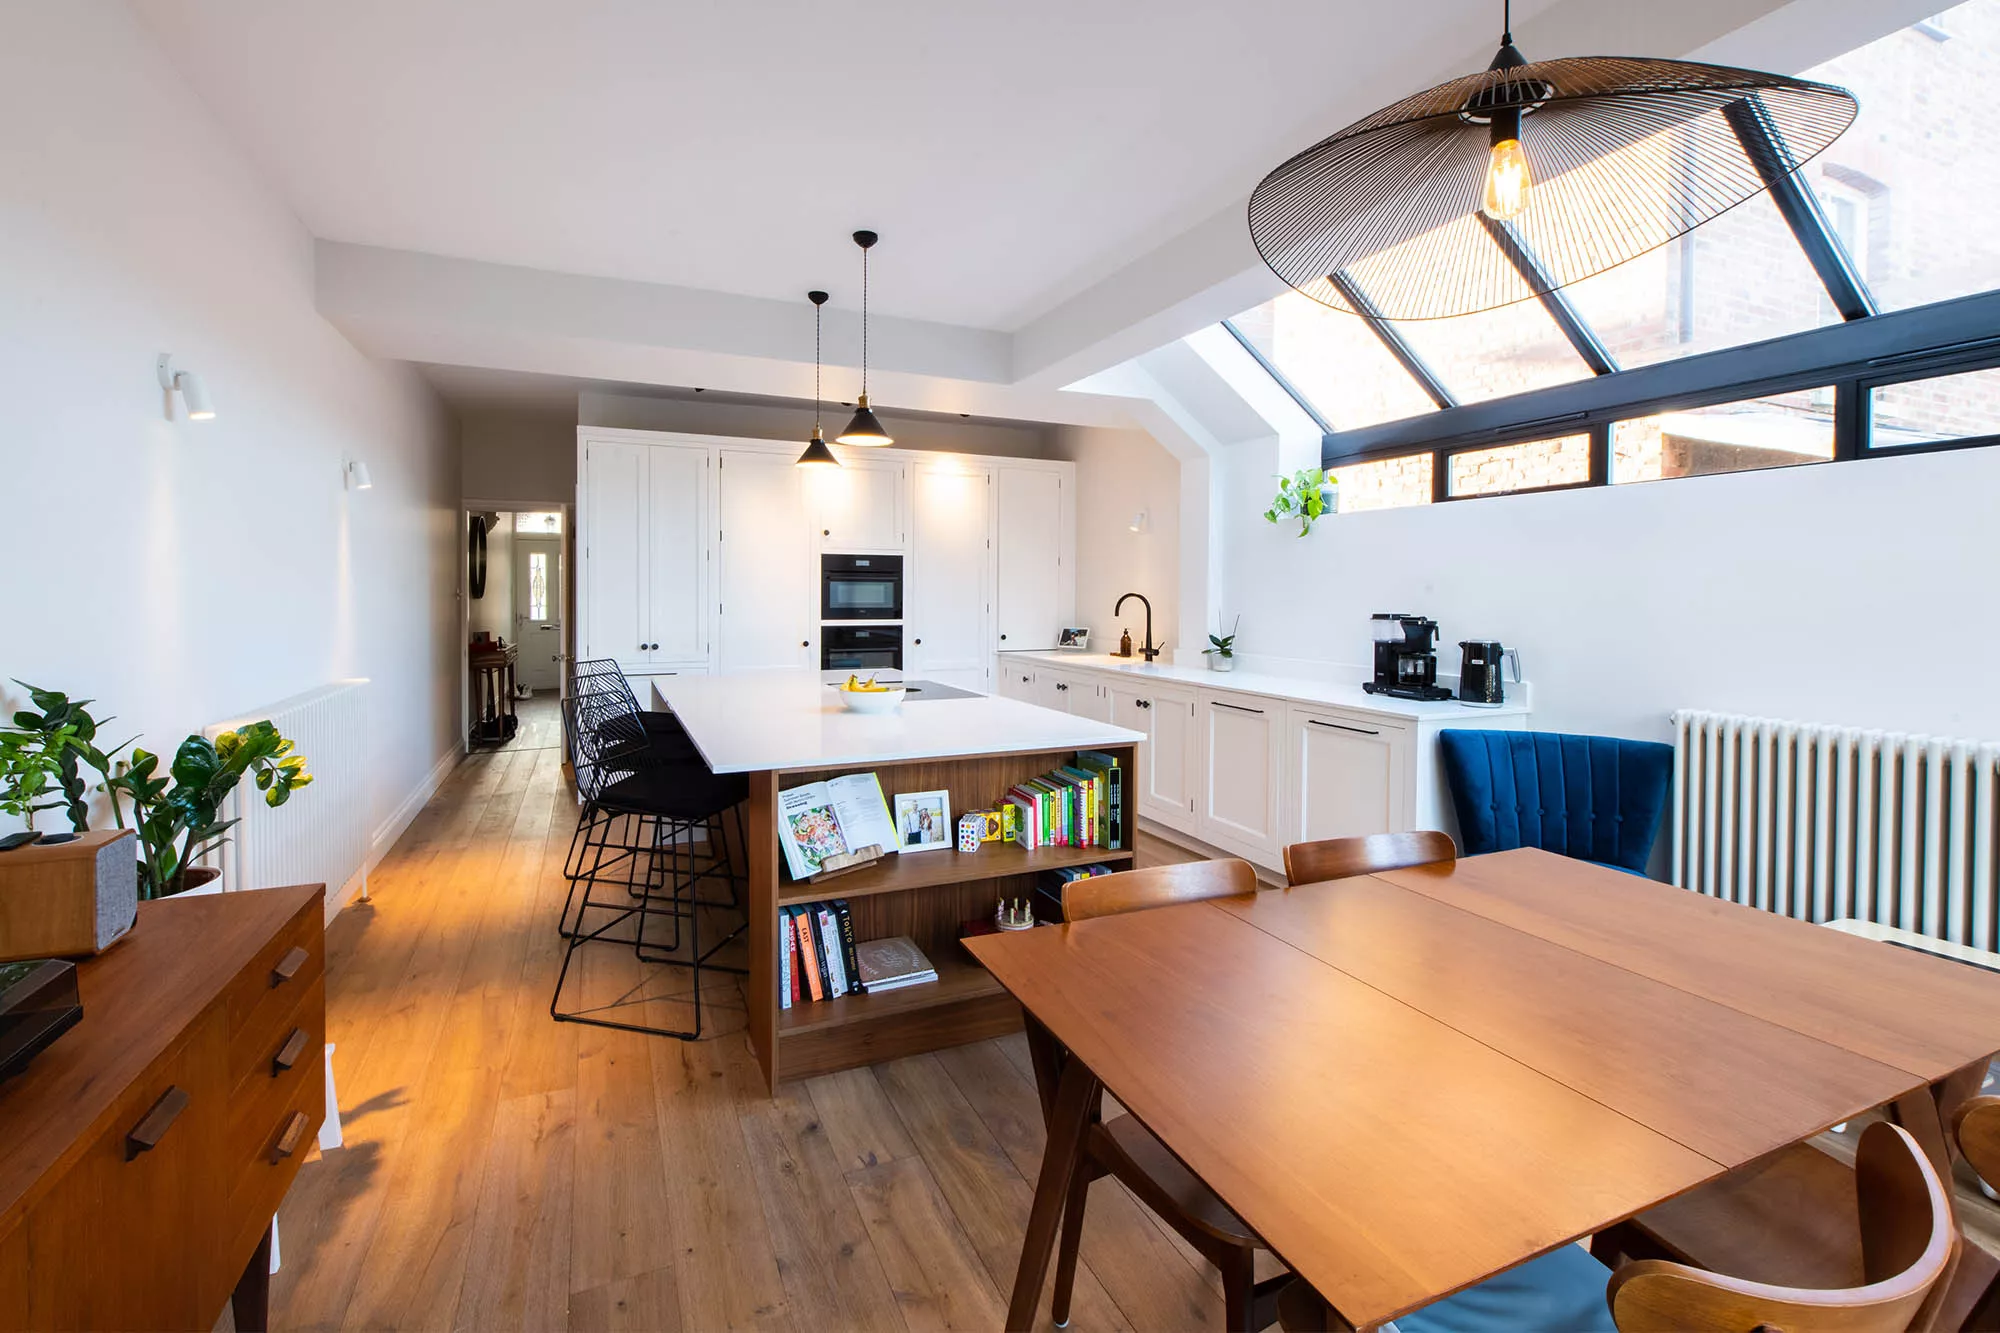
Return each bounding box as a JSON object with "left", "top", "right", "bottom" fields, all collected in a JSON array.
[
  {"left": 156, "top": 353, "right": 215, "bottom": 421},
  {"left": 345, "top": 459, "right": 373, "bottom": 491},
  {"left": 1128, "top": 508, "right": 1150, "bottom": 534}
]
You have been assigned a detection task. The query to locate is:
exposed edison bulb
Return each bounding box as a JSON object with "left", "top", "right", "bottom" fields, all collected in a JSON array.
[{"left": 1482, "top": 136, "right": 1531, "bottom": 220}]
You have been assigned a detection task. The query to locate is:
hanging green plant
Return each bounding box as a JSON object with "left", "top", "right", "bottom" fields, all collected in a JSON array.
[{"left": 1263, "top": 467, "right": 1338, "bottom": 536}]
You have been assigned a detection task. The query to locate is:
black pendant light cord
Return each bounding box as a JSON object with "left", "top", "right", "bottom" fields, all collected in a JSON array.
[
  {"left": 860, "top": 244, "right": 870, "bottom": 399},
  {"left": 815, "top": 299, "right": 823, "bottom": 430},
  {"left": 1501, "top": 0, "right": 1510, "bottom": 45}
]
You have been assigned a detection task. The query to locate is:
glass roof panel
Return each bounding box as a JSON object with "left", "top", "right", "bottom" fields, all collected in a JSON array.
[
  {"left": 1384, "top": 289, "right": 1594, "bottom": 405},
  {"left": 1226, "top": 291, "right": 1440, "bottom": 432}
]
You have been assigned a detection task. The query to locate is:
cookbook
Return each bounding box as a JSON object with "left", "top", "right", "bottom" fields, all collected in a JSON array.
[{"left": 776, "top": 772, "right": 898, "bottom": 880}]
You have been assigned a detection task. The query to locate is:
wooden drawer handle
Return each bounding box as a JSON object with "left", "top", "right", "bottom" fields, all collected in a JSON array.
[
  {"left": 273, "top": 1027, "right": 309, "bottom": 1076},
  {"left": 270, "top": 1111, "right": 310, "bottom": 1164},
  {"left": 271, "top": 946, "right": 309, "bottom": 987},
  {"left": 126, "top": 1086, "right": 190, "bottom": 1161}
]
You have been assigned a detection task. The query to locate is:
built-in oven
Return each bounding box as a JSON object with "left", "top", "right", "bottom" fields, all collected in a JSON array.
[
  {"left": 821, "top": 553, "right": 903, "bottom": 621},
  {"left": 822, "top": 624, "right": 903, "bottom": 673}
]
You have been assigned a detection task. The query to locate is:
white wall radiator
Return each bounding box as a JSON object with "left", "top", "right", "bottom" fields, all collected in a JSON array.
[
  {"left": 1672, "top": 710, "right": 2000, "bottom": 950},
  {"left": 203, "top": 679, "right": 370, "bottom": 907}
]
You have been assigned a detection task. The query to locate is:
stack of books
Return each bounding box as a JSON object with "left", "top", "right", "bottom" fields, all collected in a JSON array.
[
  {"left": 1034, "top": 863, "right": 1120, "bottom": 923},
  {"left": 780, "top": 901, "right": 939, "bottom": 1009},
  {"left": 1004, "top": 750, "right": 1124, "bottom": 851}
]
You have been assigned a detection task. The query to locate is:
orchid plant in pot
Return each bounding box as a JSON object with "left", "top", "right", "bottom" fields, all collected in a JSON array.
[{"left": 1204, "top": 615, "right": 1240, "bottom": 672}]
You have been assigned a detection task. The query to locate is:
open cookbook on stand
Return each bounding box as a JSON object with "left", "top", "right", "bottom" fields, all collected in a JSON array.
[{"left": 777, "top": 772, "right": 898, "bottom": 880}]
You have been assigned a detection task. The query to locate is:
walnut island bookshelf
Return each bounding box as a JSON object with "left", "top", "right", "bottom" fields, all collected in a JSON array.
[{"left": 652, "top": 672, "right": 1143, "bottom": 1093}]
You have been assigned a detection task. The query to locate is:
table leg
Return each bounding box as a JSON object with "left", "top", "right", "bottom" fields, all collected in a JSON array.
[
  {"left": 230, "top": 1227, "right": 272, "bottom": 1332},
  {"left": 1008, "top": 1052, "right": 1102, "bottom": 1333}
]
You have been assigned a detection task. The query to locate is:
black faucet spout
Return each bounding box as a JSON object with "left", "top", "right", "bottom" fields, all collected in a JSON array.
[{"left": 1114, "top": 592, "right": 1159, "bottom": 662}]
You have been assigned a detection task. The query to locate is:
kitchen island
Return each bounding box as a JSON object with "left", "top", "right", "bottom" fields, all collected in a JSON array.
[{"left": 653, "top": 671, "right": 1141, "bottom": 1091}]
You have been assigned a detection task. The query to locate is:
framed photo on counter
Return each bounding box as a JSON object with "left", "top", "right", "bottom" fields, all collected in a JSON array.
[{"left": 893, "top": 790, "right": 953, "bottom": 853}]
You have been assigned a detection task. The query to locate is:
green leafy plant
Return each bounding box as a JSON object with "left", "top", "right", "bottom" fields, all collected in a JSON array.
[
  {"left": 1263, "top": 467, "right": 1338, "bottom": 536},
  {"left": 1206, "top": 614, "right": 1240, "bottom": 658},
  {"left": 0, "top": 729, "right": 66, "bottom": 831},
  {"left": 7, "top": 682, "right": 128, "bottom": 832},
  {"left": 104, "top": 722, "right": 312, "bottom": 899}
]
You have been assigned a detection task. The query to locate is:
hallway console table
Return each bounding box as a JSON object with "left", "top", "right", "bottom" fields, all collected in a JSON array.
[{"left": 0, "top": 884, "right": 326, "bottom": 1331}]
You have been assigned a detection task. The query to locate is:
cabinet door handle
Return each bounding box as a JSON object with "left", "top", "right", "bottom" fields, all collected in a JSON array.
[
  {"left": 802, "top": 640, "right": 810, "bottom": 648},
  {"left": 126, "top": 1086, "right": 190, "bottom": 1161},
  {"left": 822, "top": 528, "right": 830, "bottom": 537},
  {"left": 1308, "top": 719, "right": 1381, "bottom": 736},
  {"left": 1212, "top": 700, "right": 1265, "bottom": 715},
  {"left": 273, "top": 1027, "right": 310, "bottom": 1076},
  {"left": 999, "top": 633, "right": 1007, "bottom": 641},
  {"left": 1055, "top": 682, "right": 1068, "bottom": 692},
  {"left": 1135, "top": 698, "right": 1151, "bottom": 709},
  {"left": 271, "top": 946, "right": 309, "bottom": 988},
  {"left": 270, "top": 1110, "right": 310, "bottom": 1164}
]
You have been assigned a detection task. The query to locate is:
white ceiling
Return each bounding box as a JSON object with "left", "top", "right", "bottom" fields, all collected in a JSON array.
[{"left": 133, "top": 0, "right": 1564, "bottom": 333}]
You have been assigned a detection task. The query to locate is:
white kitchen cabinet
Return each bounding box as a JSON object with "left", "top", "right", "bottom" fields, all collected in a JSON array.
[
  {"left": 1112, "top": 680, "right": 1197, "bottom": 834},
  {"left": 1287, "top": 705, "right": 1412, "bottom": 845},
  {"left": 908, "top": 459, "right": 992, "bottom": 688},
  {"left": 716, "top": 448, "right": 815, "bottom": 671},
  {"left": 579, "top": 438, "right": 706, "bottom": 672},
  {"left": 996, "top": 661, "right": 1039, "bottom": 703},
  {"left": 993, "top": 464, "right": 1071, "bottom": 652},
  {"left": 808, "top": 452, "right": 905, "bottom": 550},
  {"left": 1042, "top": 666, "right": 1110, "bottom": 721},
  {"left": 1197, "top": 692, "right": 1283, "bottom": 861}
]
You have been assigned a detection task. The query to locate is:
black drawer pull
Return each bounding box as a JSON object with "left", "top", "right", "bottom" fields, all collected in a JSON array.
[
  {"left": 270, "top": 1111, "right": 310, "bottom": 1164},
  {"left": 1135, "top": 699, "right": 1151, "bottom": 709},
  {"left": 126, "top": 1086, "right": 190, "bottom": 1161},
  {"left": 271, "top": 946, "right": 309, "bottom": 987},
  {"left": 1211, "top": 700, "right": 1265, "bottom": 715},
  {"left": 273, "top": 1027, "right": 310, "bottom": 1076},
  {"left": 1307, "top": 719, "right": 1381, "bottom": 736}
]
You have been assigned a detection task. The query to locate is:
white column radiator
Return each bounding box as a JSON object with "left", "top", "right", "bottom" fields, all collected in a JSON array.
[
  {"left": 203, "top": 679, "right": 370, "bottom": 907},
  {"left": 1672, "top": 710, "right": 2000, "bottom": 951}
]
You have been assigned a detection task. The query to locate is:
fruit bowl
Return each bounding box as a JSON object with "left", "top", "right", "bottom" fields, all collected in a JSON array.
[{"left": 837, "top": 686, "right": 906, "bottom": 714}]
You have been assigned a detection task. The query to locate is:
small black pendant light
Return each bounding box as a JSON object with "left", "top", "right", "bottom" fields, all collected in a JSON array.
[
  {"left": 796, "top": 290, "right": 839, "bottom": 468},
  {"left": 835, "top": 230, "right": 894, "bottom": 446},
  {"left": 1247, "top": 0, "right": 1858, "bottom": 321}
]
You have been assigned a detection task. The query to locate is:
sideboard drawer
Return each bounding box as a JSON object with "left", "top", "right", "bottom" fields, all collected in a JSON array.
[
  {"left": 15, "top": 1015, "right": 226, "bottom": 1331},
  {"left": 222, "top": 900, "right": 324, "bottom": 1062}
]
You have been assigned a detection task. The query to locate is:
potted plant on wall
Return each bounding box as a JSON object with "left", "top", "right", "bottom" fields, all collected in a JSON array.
[
  {"left": 1205, "top": 615, "right": 1240, "bottom": 672},
  {"left": 1263, "top": 468, "right": 1338, "bottom": 536}
]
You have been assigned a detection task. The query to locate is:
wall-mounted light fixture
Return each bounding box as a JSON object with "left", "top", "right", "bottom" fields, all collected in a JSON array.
[
  {"left": 1128, "top": 509, "right": 1150, "bottom": 534},
  {"left": 345, "top": 459, "right": 373, "bottom": 491},
  {"left": 156, "top": 353, "right": 215, "bottom": 421}
]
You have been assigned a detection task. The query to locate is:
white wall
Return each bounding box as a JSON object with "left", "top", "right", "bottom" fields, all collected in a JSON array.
[
  {"left": 1, "top": 2, "right": 461, "bottom": 851},
  {"left": 463, "top": 410, "right": 575, "bottom": 506},
  {"left": 1049, "top": 425, "right": 1183, "bottom": 653},
  {"left": 469, "top": 517, "right": 515, "bottom": 641},
  {"left": 1216, "top": 436, "right": 2000, "bottom": 743}
]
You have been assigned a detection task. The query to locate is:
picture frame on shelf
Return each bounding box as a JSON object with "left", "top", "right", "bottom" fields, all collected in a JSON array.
[
  {"left": 1057, "top": 627, "right": 1090, "bottom": 651},
  {"left": 893, "top": 790, "right": 953, "bottom": 853}
]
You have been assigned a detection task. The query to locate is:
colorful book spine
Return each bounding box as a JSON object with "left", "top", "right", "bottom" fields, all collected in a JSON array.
[
  {"left": 779, "top": 906, "right": 794, "bottom": 1010},
  {"left": 796, "top": 908, "right": 825, "bottom": 1002},
  {"left": 834, "top": 901, "right": 863, "bottom": 996},
  {"left": 818, "top": 906, "right": 849, "bottom": 997}
]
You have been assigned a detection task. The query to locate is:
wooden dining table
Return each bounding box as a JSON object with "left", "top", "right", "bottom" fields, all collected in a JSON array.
[{"left": 965, "top": 847, "right": 2000, "bottom": 1332}]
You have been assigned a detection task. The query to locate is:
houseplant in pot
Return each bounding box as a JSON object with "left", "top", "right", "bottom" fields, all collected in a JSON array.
[
  {"left": 1205, "top": 615, "right": 1240, "bottom": 672},
  {"left": 1263, "top": 468, "right": 1338, "bottom": 536},
  {"left": 103, "top": 721, "right": 312, "bottom": 898},
  {"left": 8, "top": 682, "right": 126, "bottom": 834},
  {"left": 0, "top": 728, "right": 66, "bottom": 842}
]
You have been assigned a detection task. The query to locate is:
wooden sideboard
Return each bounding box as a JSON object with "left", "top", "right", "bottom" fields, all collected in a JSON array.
[{"left": 0, "top": 884, "right": 326, "bottom": 1332}]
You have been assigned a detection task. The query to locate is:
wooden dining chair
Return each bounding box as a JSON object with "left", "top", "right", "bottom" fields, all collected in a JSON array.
[
  {"left": 1949, "top": 1094, "right": 2000, "bottom": 1326},
  {"left": 1281, "top": 830, "right": 1455, "bottom": 887},
  {"left": 1039, "top": 858, "right": 1286, "bottom": 1331},
  {"left": 1276, "top": 1121, "right": 1955, "bottom": 1332}
]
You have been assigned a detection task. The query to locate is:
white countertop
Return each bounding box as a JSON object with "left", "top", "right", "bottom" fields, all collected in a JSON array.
[
  {"left": 652, "top": 671, "right": 1144, "bottom": 773},
  {"left": 1006, "top": 651, "right": 1532, "bottom": 723}
]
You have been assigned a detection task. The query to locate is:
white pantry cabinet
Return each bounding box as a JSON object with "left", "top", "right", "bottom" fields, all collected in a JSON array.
[
  {"left": 806, "top": 452, "right": 906, "bottom": 551},
  {"left": 579, "top": 438, "right": 707, "bottom": 672},
  {"left": 1287, "top": 705, "right": 1412, "bottom": 845},
  {"left": 993, "top": 466, "right": 1072, "bottom": 652},
  {"left": 1197, "top": 691, "right": 1283, "bottom": 861},
  {"left": 906, "top": 459, "right": 992, "bottom": 691},
  {"left": 716, "top": 448, "right": 816, "bottom": 671}
]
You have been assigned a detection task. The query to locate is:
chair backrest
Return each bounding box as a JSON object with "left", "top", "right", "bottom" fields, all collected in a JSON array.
[
  {"left": 1062, "top": 859, "right": 1258, "bottom": 922},
  {"left": 1438, "top": 729, "right": 1673, "bottom": 873},
  {"left": 1606, "top": 1121, "right": 1955, "bottom": 1333},
  {"left": 1283, "top": 831, "right": 1456, "bottom": 887},
  {"left": 562, "top": 694, "right": 644, "bottom": 803},
  {"left": 1953, "top": 1094, "right": 2000, "bottom": 1189},
  {"left": 569, "top": 659, "right": 651, "bottom": 761}
]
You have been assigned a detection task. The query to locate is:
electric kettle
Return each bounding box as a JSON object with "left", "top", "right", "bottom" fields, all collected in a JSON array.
[{"left": 1457, "top": 641, "right": 1510, "bottom": 706}]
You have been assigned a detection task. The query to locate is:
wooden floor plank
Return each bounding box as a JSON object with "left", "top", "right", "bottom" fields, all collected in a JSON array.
[
  {"left": 458, "top": 1089, "right": 577, "bottom": 1332},
  {"left": 569, "top": 964, "right": 672, "bottom": 1297},
  {"left": 846, "top": 1156, "right": 1009, "bottom": 1333},
  {"left": 805, "top": 1066, "right": 919, "bottom": 1173},
  {"left": 568, "top": 1267, "right": 683, "bottom": 1333}
]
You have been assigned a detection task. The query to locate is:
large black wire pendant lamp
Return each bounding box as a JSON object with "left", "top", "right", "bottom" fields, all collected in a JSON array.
[
  {"left": 1247, "top": 0, "right": 1858, "bottom": 321},
  {"left": 836, "top": 230, "right": 894, "bottom": 446},
  {"left": 796, "top": 290, "right": 839, "bottom": 468}
]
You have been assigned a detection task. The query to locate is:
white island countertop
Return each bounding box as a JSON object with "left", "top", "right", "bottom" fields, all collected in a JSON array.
[
  {"left": 652, "top": 671, "right": 1143, "bottom": 774},
  {"left": 1006, "top": 651, "right": 1532, "bottom": 723}
]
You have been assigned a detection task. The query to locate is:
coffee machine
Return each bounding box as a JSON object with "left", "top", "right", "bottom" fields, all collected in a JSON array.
[{"left": 1363, "top": 614, "right": 1453, "bottom": 701}]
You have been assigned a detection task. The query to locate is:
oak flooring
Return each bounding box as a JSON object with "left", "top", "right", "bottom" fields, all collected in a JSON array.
[{"left": 271, "top": 698, "right": 1228, "bottom": 1332}]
